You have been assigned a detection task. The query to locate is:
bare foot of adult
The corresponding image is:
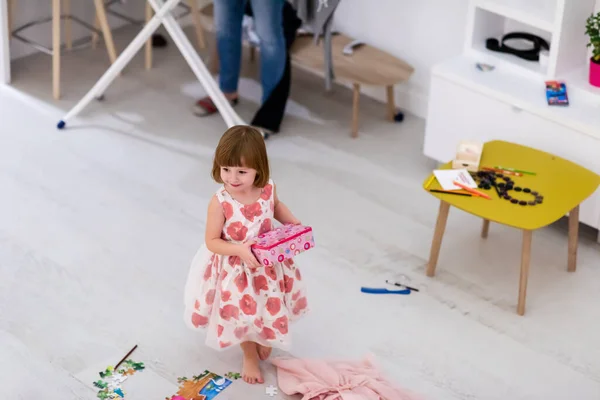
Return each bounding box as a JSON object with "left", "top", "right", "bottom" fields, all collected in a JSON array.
[
  {"left": 257, "top": 344, "right": 272, "bottom": 361},
  {"left": 240, "top": 342, "right": 263, "bottom": 384}
]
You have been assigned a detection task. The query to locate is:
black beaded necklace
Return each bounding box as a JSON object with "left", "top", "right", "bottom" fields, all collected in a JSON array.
[{"left": 474, "top": 171, "right": 543, "bottom": 206}]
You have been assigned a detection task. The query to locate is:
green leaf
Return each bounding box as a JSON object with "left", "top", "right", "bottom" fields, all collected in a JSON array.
[{"left": 586, "top": 11, "right": 600, "bottom": 55}]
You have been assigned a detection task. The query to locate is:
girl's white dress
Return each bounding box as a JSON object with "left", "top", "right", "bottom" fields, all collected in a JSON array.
[{"left": 183, "top": 180, "right": 308, "bottom": 350}]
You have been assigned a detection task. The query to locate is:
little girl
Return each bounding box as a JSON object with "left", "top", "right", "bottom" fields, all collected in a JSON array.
[{"left": 184, "top": 126, "right": 309, "bottom": 384}]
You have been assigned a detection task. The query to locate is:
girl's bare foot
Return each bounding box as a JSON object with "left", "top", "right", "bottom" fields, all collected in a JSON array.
[
  {"left": 257, "top": 344, "right": 272, "bottom": 361},
  {"left": 240, "top": 342, "right": 263, "bottom": 384}
]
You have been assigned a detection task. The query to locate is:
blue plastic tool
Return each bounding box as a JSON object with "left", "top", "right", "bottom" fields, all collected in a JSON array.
[{"left": 360, "top": 287, "right": 411, "bottom": 295}]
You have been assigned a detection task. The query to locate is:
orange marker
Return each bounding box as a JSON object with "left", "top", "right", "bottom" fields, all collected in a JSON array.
[{"left": 453, "top": 180, "right": 491, "bottom": 200}]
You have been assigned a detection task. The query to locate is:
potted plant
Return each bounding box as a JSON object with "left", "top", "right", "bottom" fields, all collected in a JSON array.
[{"left": 586, "top": 11, "right": 600, "bottom": 87}]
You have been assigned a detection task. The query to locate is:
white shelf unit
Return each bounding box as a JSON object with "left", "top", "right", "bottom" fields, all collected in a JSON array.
[
  {"left": 473, "top": 0, "right": 558, "bottom": 32},
  {"left": 424, "top": 0, "right": 600, "bottom": 237},
  {"left": 465, "top": 0, "right": 595, "bottom": 79}
]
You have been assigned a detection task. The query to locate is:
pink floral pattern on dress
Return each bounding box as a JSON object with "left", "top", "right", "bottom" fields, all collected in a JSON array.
[
  {"left": 241, "top": 203, "right": 263, "bottom": 222},
  {"left": 183, "top": 180, "right": 308, "bottom": 350}
]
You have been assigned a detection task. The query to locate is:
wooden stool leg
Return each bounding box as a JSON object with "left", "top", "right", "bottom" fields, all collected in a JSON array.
[
  {"left": 64, "top": 0, "right": 72, "bottom": 50},
  {"left": 93, "top": 0, "right": 117, "bottom": 64},
  {"left": 352, "top": 83, "right": 360, "bottom": 138},
  {"left": 386, "top": 85, "right": 395, "bottom": 122},
  {"left": 209, "top": 43, "right": 219, "bottom": 74},
  {"left": 52, "top": 0, "right": 61, "bottom": 100},
  {"left": 517, "top": 229, "right": 533, "bottom": 316},
  {"left": 188, "top": 0, "right": 206, "bottom": 49},
  {"left": 145, "top": 1, "right": 153, "bottom": 70},
  {"left": 7, "top": 0, "right": 14, "bottom": 36},
  {"left": 481, "top": 219, "right": 490, "bottom": 238},
  {"left": 568, "top": 205, "right": 579, "bottom": 272},
  {"left": 91, "top": 13, "right": 100, "bottom": 49},
  {"left": 426, "top": 201, "right": 451, "bottom": 277}
]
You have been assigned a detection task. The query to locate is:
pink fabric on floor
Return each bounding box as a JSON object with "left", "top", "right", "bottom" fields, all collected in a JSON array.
[{"left": 271, "top": 355, "right": 422, "bottom": 400}]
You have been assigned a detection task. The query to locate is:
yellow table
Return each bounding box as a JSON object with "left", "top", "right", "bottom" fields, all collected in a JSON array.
[{"left": 424, "top": 141, "right": 600, "bottom": 315}]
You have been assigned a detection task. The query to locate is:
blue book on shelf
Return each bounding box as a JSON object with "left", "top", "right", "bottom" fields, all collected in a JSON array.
[{"left": 545, "top": 81, "right": 569, "bottom": 106}]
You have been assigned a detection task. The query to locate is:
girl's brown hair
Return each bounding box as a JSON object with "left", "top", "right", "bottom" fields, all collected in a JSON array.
[{"left": 211, "top": 125, "right": 270, "bottom": 188}]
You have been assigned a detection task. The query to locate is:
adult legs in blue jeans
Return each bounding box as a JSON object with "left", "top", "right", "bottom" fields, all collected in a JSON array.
[{"left": 194, "top": 0, "right": 286, "bottom": 116}]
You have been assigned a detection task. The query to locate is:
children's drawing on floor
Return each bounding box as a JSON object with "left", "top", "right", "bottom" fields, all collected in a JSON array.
[
  {"left": 168, "top": 370, "right": 232, "bottom": 400},
  {"left": 181, "top": 79, "right": 327, "bottom": 125}
]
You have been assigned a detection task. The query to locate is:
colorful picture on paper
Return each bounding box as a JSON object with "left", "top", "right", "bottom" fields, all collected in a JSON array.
[{"left": 170, "top": 370, "right": 232, "bottom": 400}]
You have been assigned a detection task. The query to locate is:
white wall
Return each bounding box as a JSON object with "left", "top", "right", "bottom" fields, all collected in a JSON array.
[{"left": 333, "top": 0, "right": 470, "bottom": 118}]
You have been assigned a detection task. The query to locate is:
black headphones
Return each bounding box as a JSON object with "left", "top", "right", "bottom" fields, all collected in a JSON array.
[{"left": 486, "top": 32, "right": 550, "bottom": 62}]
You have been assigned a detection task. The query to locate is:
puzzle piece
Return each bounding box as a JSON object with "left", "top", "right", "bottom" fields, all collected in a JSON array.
[
  {"left": 224, "top": 372, "right": 241, "bottom": 380},
  {"left": 111, "top": 374, "right": 127, "bottom": 384},
  {"left": 97, "top": 390, "right": 110, "bottom": 400},
  {"left": 174, "top": 371, "right": 232, "bottom": 399},
  {"left": 93, "top": 359, "right": 143, "bottom": 399},
  {"left": 99, "top": 366, "right": 115, "bottom": 379},
  {"left": 266, "top": 385, "right": 278, "bottom": 397},
  {"left": 94, "top": 380, "right": 108, "bottom": 389}
]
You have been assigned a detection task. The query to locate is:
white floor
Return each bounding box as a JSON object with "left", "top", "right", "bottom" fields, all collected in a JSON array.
[{"left": 2, "top": 28, "right": 600, "bottom": 400}]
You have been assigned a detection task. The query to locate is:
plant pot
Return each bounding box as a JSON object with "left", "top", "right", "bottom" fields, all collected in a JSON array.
[{"left": 590, "top": 58, "right": 600, "bottom": 88}]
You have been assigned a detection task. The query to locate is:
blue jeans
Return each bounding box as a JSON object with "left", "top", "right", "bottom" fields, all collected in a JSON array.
[{"left": 214, "top": 0, "right": 286, "bottom": 103}]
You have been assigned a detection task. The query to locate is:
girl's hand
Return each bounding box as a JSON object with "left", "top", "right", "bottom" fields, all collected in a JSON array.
[
  {"left": 288, "top": 217, "right": 302, "bottom": 225},
  {"left": 238, "top": 240, "right": 261, "bottom": 269}
]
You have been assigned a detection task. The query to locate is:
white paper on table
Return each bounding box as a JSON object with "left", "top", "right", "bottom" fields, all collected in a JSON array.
[{"left": 433, "top": 169, "right": 477, "bottom": 191}]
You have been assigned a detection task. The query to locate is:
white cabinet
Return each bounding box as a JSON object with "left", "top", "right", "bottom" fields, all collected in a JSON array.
[
  {"left": 424, "top": 73, "right": 600, "bottom": 230},
  {"left": 424, "top": 0, "right": 600, "bottom": 238}
]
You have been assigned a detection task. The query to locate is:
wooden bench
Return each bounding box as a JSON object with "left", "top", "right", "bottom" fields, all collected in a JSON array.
[{"left": 198, "top": 3, "right": 414, "bottom": 138}]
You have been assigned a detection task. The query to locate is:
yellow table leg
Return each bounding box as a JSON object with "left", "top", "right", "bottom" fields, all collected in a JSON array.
[
  {"left": 568, "top": 205, "right": 579, "bottom": 272},
  {"left": 481, "top": 219, "right": 490, "bottom": 238},
  {"left": 517, "top": 229, "right": 533, "bottom": 316},
  {"left": 427, "top": 201, "right": 451, "bottom": 277}
]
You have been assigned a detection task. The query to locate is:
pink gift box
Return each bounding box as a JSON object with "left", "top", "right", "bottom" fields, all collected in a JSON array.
[{"left": 252, "top": 224, "right": 315, "bottom": 266}]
